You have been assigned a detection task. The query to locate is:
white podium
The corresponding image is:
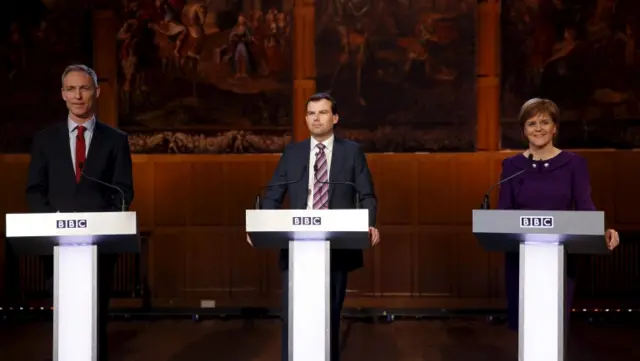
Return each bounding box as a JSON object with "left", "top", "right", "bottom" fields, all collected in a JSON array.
[
  {"left": 5, "top": 211, "right": 139, "bottom": 361},
  {"left": 472, "top": 210, "right": 609, "bottom": 361},
  {"left": 246, "top": 209, "right": 370, "bottom": 361}
]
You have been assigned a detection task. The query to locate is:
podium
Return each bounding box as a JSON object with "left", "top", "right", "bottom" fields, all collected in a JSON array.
[
  {"left": 5, "top": 212, "right": 139, "bottom": 361},
  {"left": 246, "top": 209, "right": 370, "bottom": 361},
  {"left": 472, "top": 210, "right": 609, "bottom": 361}
]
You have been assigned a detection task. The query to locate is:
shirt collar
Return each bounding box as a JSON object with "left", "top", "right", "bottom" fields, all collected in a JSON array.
[
  {"left": 310, "top": 134, "right": 335, "bottom": 151},
  {"left": 68, "top": 116, "right": 96, "bottom": 133}
]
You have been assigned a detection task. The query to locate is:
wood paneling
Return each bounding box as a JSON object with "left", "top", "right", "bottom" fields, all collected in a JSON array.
[
  {"left": 2, "top": 151, "right": 639, "bottom": 309},
  {"left": 93, "top": 10, "right": 119, "bottom": 128},
  {"left": 292, "top": 0, "right": 316, "bottom": 142},
  {"left": 476, "top": 0, "right": 501, "bottom": 150}
]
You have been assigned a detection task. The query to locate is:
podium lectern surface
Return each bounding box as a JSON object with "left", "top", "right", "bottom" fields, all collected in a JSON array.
[
  {"left": 5, "top": 211, "right": 139, "bottom": 254},
  {"left": 246, "top": 209, "right": 369, "bottom": 361},
  {"left": 472, "top": 209, "right": 609, "bottom": 254},
  {"left": 246, "top": 209, "right": 370, "bottom": 249},
  {"left": 5, "top": 211, "right": 138, "bottom": 361},
  {"left": 472, "top": 209, "right": 607, "bottom": 361}
]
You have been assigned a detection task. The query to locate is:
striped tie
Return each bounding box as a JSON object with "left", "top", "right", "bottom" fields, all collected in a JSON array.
[{"left": 313, "top": 144, "right": 329, "bottom": 209}]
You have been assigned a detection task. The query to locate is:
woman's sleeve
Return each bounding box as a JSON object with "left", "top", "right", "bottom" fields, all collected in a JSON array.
[{"left": 571, "top": 155, "right": 597, "bottom": 211}]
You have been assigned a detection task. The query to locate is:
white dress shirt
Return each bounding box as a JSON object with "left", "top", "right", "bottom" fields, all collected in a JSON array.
[
  {"left": 307, "top": 135, "right": 334, "bottom": 209},
  {"left": 68, "top": 116, "right": 96, "bottom": 175}
]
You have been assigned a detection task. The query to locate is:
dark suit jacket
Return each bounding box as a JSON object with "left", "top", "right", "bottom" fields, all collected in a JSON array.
[
  {"left": 26, "top": 120, "right": 134, "bottom": 213},
  {"left": 261, "top": 137, "right": 377, "bottom": 272}
]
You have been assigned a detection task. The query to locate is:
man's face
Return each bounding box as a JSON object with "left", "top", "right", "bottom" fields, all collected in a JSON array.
[
  {"left": 305, "top": 99, "right": 338, "bottom": 138},
  {"left": 61, "top": 71, "right": 100, "bottom": 121}
]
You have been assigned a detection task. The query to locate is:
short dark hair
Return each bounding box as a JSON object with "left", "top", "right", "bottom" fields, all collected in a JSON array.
[
  {"left": 61, "top": 64, "right": 99, "bottom": 88},
  {"left": 306, "top": 92, "right": 338, "bottom": 114},
  {"left": 519, "top": 98, "right": 560, "bottom": 129}
]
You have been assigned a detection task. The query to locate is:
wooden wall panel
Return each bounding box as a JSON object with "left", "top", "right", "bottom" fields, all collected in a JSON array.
[
  {"left": 93, "top": 10, "right": 118, "bottom": 127},
  {"left": 476, "top": 0, "right": 501, "bottom": 150},
  {"left": 612, "top": 152, "right": 640, "bottom": 226},
  {"left": 377, "top": 226, "right": 413, "bottom": 295},
  {"left": 131, "top": 158, "right": 155, "bottom": 230},
  {"left": 291, "top": 0, "right": 316, "bottom": 142},
  {"left": 149, "top": 229, "right": 187, "bottom": 300},
  {"left": 370, "top": 158, "right": 417, "bottom": 225},
  {"left": 154, "top": 161, "right": 191, "bottom": 227},
  {"left": 1, "top": 151, "right": 639, "bottom": 310},
  {"left": 417, "top": 157, "right": 455, "bottom": 224},
  {"left": 415, "top": 226, "right": 455, "bottom": 297}
]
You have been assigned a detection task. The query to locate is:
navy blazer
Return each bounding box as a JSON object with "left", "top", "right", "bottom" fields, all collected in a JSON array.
[
  {"left": 26, "top": 120, "right": 134, "bottom": 213},
  {"left": 262, "top": 137, "right": 377, "bottom": 272}
]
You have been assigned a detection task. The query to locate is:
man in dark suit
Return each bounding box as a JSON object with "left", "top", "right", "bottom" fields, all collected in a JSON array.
[
  {"left": 24, "top": 64, "right": 134, "bottom": 361},
  {"left": 248, "top": 92, "right": 380, "bottom": 361}
]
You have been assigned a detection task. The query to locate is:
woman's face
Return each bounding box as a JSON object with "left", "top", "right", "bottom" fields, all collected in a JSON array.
[{"left": 523, "top": 113, "right": 557, "bottom": 148}]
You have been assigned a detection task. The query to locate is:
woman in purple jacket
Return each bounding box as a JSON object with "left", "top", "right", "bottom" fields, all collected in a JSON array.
[{"left": 498, "top": 98, "right": 620, "bottom": 331}]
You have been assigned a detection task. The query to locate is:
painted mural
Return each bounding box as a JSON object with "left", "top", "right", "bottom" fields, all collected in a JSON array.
[
  {"left": 118, "top": 0, "right": 293, "bottom": 153},
  {"left": 502, "top": 0, "right": 640, "bottom": 149},
  {"left": 314, "top": 0, "right": 477, "bottom": 152},
  {"left": 0, "top": 0, "right": 93, "bottom": 153}
]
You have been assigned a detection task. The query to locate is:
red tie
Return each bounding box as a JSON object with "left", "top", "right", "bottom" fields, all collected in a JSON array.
[{"left": 75, "top": 125, "right": 86, "bottom": 183}]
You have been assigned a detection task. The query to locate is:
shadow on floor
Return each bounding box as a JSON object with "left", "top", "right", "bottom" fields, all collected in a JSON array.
[{"left": 1, "top": 317, "right": 639, "bottom": 361}]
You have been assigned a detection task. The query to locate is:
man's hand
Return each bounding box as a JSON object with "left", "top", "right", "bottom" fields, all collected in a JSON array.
[
  {"left": 605, "top": 229, "right": 619, "bottom": 250},
  {"left": 369, "top": 227, "right": 380, "bottom": 246},
  {"left": 246, "top": 234, "right": 253, "bottom": 247}
]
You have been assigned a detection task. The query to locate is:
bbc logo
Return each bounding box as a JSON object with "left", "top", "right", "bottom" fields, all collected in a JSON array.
[
  {"left": 56, "top": 219, "right": 88, "bottom": 229},
  {"left": 520, "top": 216, "right": 554, "bottom": 228},
  {"left": 292, "top": 217, "right": 322, "bottom": 226}
]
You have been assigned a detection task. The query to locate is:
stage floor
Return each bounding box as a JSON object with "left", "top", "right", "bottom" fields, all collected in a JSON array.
[{"left": 0, "top": 317, "right": 638, "bottom": 360}]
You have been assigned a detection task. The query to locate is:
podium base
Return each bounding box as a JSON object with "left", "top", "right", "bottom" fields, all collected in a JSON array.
[
  {"left": 54, "top": 245, "right": 98, "bottom": 361},
  {"left": 519, "top": 242, "right": 565, "bottom": 361},
  {"left": 288, "top": 240, "right": 330, "bottom": 361}
]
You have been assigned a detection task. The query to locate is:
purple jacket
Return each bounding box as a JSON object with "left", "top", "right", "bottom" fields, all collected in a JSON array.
[{"left": 498, "top": 151, "right": 596, "bottom": 211}]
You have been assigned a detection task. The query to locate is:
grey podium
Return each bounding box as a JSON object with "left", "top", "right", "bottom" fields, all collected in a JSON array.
[
  {"left": 5, "top": 211, "right": 139, "bottom": 361},
  {"left": 246, "top": 209, "right": 370, "bottom": 361},
  {"left": 472, "top": 209, "right": 609, "bottom": 361}
]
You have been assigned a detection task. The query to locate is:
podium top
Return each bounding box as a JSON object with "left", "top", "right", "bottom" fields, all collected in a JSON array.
[
  {"left": 6, "top": 212, "right": 138, "bottom": 238},
  {"left": 472, "top": 209, "right": 604, "bottom": 235},
  {"left": 246, "top": 209, "right": 370, "bottom": 249},
  {"left": 472, "top": 210, "right": 608, "bottom": 254},
  {"left": 5, "top": 212, "right": 139, "bottom": 254},
  {"left": 246, "top": 209, "right": 369, "bottom": 234}
]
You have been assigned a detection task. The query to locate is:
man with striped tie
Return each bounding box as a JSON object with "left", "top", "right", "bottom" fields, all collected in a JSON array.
[{"left": 255, "top": 92, "right": 379, "bottom": 361}]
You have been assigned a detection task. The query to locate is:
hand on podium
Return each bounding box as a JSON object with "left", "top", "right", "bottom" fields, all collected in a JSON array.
[
  {"left": 369, "top": 227, "right": 380, "bottom": 246},
  {"left": 605, "top": 229, "right": 620, "bottom": 250}
]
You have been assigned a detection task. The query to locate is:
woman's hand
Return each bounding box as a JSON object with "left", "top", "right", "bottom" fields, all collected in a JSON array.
[{"left": 605, "top": 229, "right": 620, "bottom": 250}]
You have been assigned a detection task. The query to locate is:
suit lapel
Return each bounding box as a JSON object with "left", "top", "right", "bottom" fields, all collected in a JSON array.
[
  {"left": 57, "top": 123, "right": 77, "bottom": 185},
  {"left": 83, "top": 121, "right": 104, "bottom": 176},
  {"left": 328, "top": 138, "right": 345, "bottom": 202},
  {"left": 296, "top": 139, "right": 311, "bottom": 209}
]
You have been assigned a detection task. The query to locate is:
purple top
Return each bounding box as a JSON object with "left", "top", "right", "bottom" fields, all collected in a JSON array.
[{"left": 497, "top": 151, "right": 596, "bottom": 211}]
